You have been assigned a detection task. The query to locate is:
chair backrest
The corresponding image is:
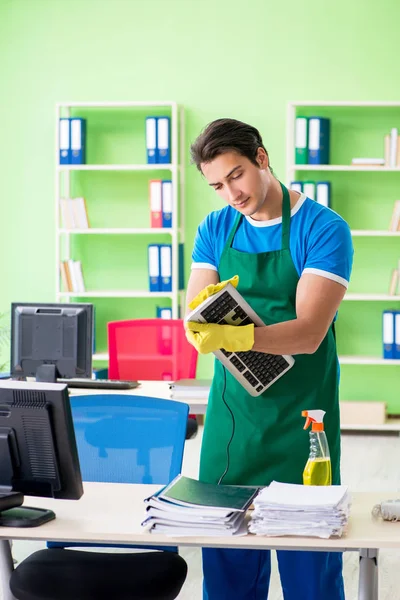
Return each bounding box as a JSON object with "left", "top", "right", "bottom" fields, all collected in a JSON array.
[
  {"left": 107, "top": 319, "right": 198, "bottom": 381},
  {"left": 70, "top": 394, "right": 189, "bottom": 484},
  {"left": 47, "top": 394, "right": 188, "bottom": 551}
]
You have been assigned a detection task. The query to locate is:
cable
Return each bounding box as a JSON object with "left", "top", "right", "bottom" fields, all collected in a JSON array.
[{"left": 217, "top": 366, "right": 236, "bottom": 485}]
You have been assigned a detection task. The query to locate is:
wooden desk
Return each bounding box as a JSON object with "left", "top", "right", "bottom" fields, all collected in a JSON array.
[
  {"left": 0, "top": 483, "right": 397, "bottom": 600},
  {"left": 69, "top": 381, "right": 208, "bottom": 414},
  {"left": 71, "top": 383, "right": 400, "bottom": 437}
]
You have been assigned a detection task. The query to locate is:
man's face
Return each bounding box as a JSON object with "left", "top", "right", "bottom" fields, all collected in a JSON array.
[{"left": 201, "top": 150, "right": 269, "bottom": 217}]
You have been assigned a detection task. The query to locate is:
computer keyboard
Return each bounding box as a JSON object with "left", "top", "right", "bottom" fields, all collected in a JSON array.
[
  {"left": 186, "top": 285, "right": 294, "bottom": 397},
  {"left": 58, "top": 378, "right": 140, "bottom": 390},
  {"left": 200, "top": 290, "right": 255, "bottom": 326},
  {"left": 223, "top": 349, "right": 291, "bottom": 391}
]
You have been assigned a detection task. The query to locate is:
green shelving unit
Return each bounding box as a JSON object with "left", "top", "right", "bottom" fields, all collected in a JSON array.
[{"left": 287, "top": 101, "right": 400, "bottom": 414}]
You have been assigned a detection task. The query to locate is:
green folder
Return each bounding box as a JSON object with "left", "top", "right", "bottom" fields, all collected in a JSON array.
[
  {"left": 295, "top": 116, "right": 308, "bottom": 165},
  {"left": 157, "top": 475, "right": 258, "bottom": 512}
]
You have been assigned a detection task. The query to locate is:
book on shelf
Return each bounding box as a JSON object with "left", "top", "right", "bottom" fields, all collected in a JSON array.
[
  {"left": 383, "top": 129, "right": 400, "bottom": 167},
  {"left": 148, "top": 245, "right": 160, "bottom": 292},
  {"left": 315, "top": 181, "right": 331, "bottom": 208},
  {"left": 351, "top": 158, "right": 385, "bottom": 166},
  {"left": 149, "top": 179, "right": 173, "bottom": 228},
  {"left": 160, "top": 244, "right": 172, "bottom": 292},
  {"left": 147, "top": 243, "right": 184, "bottom": 292},
  {"left": 149, "top": 180, "right": 162, "bottom": 228},
  {"left": 157, "top": 117, "right": 171, "bottom": 164},
  {"left": 303, "top": 181, "right": 315, "bottom": 200},
  {"left": 59, "top": 261, "right": 70, "bottom": 292},
  {"left": 145, "top": 116, "right": 171, "bottom": 164},
  {"left": 389, "top": 128, "right": 398, "bottom": 168},
  {"left": 60, "top": 260, "right": 86, "bottom": 293},
  {"left": 388, "top": 258, "right": 400, "bottom": 295},
  {"left": 146, "top": 117, "right": 157, "bottom": 164},
  {"left": 295, "top": 116, "right": 308, "bottom": 164},
  {"left": 156, "top": 306, "right": 181, "bottom": 319},
  {"left": 58, "top": 118, "right": 86, "bottom": 165},
  {"left": 395, "top": 311, "right": 400, "bottom": 359},
  {"left": 308, "top": 117, "right": 330, "bottom": 165},
  {"left": 156, "top": 306, "right": 172, "bottom": 319},
  {"left": 74, "top": 260, "right": 86, "bottom": 293},
  {"left": 161, "top": 180, "right": 172, "bottom": 227},
  {"left": 388, "top": 200, "right": 400, "bottom": 231},
  {"left": 142, "top": 475, "right": 258, "bottom": 537},
  {"left": 59, "top": 197, "right": 89, "bottom": 229},
  {"left": 290, "top": 181, "right": 303, "bottom": 193},
  {"left": 383, "top": 310, "right": 398, "bottom": 359},
  {"left": 294, "top": 116, "right": 330, "bottom": 165},
  {"left": 384, "top": 134, "right": 390, "bottom": 165},
  {"left": 59, "top": 118, "right": 70, "bottom": 164},
  {"left": 70, "top": 118, "right": 86, "bottom": 164},
  {"left": 389, "top": 268, "right": 399, "bottom": 296},
  {"left": 291, "top": 180, "right": 331, "bottom": 207},
  {"left": 350, "top": 128, "right": 400, "bottom": 168}
]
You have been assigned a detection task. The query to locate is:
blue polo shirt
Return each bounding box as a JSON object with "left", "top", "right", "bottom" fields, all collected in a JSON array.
[{"left": 191, "top": 194, "right": 353, "bottom": 288}]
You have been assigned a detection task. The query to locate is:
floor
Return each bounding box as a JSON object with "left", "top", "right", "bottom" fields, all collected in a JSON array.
[{"left": 7, "top": 428, "right": 400, "bottom": 600}]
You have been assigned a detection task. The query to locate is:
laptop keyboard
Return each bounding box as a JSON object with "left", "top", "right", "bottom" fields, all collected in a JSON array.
[{"left": 200, "top": 291, "right": 290, "bottom": 392}]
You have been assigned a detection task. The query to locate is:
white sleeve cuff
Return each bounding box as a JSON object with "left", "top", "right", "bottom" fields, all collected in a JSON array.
[
  {"left": 191, "top": 262, "right": 218, "bottom": 271},
  {"left": 302, "top": 268, "right": 349, "bottom": 289}
]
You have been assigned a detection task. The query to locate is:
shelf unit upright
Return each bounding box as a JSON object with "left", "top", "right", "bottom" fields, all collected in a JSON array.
[
  {"left": 286, "top": 101, "right": 400, "bottom": 411},
  {"left": 55, "top": 101, "right": 185, "bottom": 361}
]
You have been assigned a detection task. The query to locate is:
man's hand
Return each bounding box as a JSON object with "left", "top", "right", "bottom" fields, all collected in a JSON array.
[
  {"left": 185, "top": 321, "right": 254, "bottom": 354},
  {"left": 188, "top": 275, "right": 239, "bottom": 311}
]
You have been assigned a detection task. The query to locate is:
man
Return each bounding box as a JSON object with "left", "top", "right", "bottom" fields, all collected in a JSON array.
[{"left": 185, "top": 118, "right": 353, "bottom": 600}]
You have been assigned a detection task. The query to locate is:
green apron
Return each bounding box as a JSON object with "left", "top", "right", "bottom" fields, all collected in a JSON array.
[{"left": 199, "top": 182, "right": 340, "bottom": 487}]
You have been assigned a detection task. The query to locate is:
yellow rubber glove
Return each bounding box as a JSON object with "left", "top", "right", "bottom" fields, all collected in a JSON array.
[
  {"left": 185, "top": 321, "right": 254, "bottom": 355},
  {"left": 188, "top": 275, "right": 239, "bottom": 311}
]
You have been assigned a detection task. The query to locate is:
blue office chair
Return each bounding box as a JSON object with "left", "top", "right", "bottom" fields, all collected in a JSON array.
[
  {"left": 50, "top": 394, "right": 187, "bottom": 551},
  {"left": 10, "top": 395, "right": 189, "bottom": 600},
  {"left": 71, "top": 394, "right": 188, "bottom": 485}
]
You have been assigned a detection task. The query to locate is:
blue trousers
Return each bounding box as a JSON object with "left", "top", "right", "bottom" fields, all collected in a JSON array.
[{"left": 202, "top": 548, "right": 344, "bottom": 600}]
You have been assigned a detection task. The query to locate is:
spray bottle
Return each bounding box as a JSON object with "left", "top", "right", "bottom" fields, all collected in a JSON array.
[{"left": 302, "top": 410, "right": 332, "bottom": 486}]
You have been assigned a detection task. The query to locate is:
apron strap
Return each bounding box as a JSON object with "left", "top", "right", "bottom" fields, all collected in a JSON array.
[
  {"left": 225, "top": 212, "right": 242, "bottom": 250},
  {"left": 280, "top": 182, "right": 291, "bottom": 251}
]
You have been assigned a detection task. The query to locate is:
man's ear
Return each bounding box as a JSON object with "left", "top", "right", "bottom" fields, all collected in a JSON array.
[{"left": 256, "top": 147, "right": 269, "bottom": 169}]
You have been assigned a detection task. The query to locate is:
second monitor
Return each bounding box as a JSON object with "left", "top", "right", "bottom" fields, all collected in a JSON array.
[
  {"left": 10, "top": 302, "right": 93, "bottom": 383},
  {"left": 0, "top": 380, "right": 83, "bottom": 526}
]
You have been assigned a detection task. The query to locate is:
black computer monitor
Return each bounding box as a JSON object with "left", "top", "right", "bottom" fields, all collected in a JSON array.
[
  {"left": 10, "top": 302, "right": 93, "bottom": 383},
  {"left": 0, "top": 380, "right": 83, "bottom": 527}
]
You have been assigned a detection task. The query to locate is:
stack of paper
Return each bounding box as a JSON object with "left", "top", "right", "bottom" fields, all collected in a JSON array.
[
  {"left": 143, "top": 475, "right": 258, "bottom": 537},
  {"left": 249, "top": 481, "right": 350, "bottom": 539}
]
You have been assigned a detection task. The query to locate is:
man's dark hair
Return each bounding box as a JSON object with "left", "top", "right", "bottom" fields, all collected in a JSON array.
[{"left": 190, "top": 118, "right": 272, "bottom": 173}]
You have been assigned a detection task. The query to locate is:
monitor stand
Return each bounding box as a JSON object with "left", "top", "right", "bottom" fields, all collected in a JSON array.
[
  {"left": 0, "top": 505, "right": 56, "bottom": 527},
  {"left": 0, "top": 490, "right": 54, "bottom": 527},
  {"left": 36, "top": 364, "right": 57, "bottom": 383},
  {"left": 0, "top": 434, "right": 56, "bottom": 528},
  {"left": 0, "top": 489, "right": 55, "bottom": 528}
]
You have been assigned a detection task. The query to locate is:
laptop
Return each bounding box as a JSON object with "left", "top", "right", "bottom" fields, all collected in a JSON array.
[{"left": 185, "top": 283, "right": 294, "bottom": 397}]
